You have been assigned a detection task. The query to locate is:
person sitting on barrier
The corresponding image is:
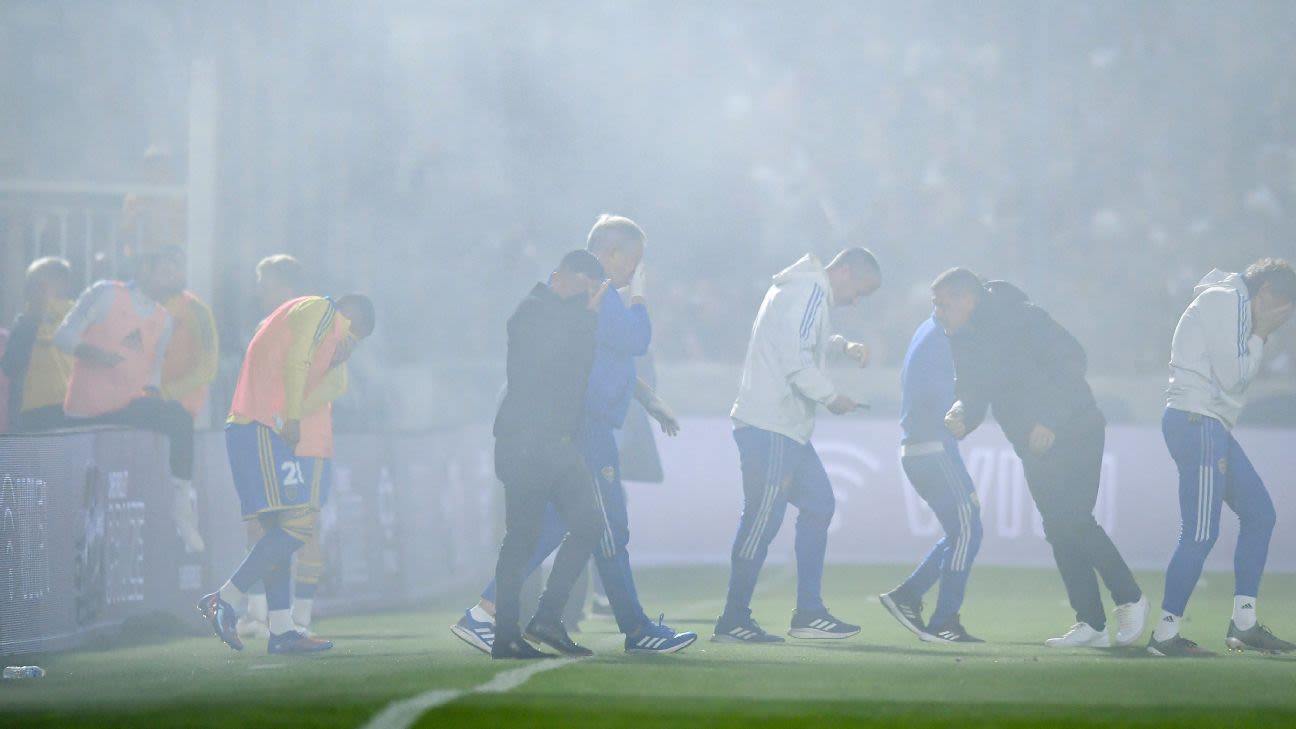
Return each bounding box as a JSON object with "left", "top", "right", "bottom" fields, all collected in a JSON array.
[
  {"left": 198, "top": 292, "right": 374, "bottom": 655},
  {"left": 1, "top": 257, "right": 75, "bottom": 432},
  {"left": 160, "top": 274, "right": 219, "bottom": 426},
  {"left": 238, "top": 253, "right": 308, "bottom": 640},
  {"left": 53, "top": 246, "right": 204, "bottom": 553}
]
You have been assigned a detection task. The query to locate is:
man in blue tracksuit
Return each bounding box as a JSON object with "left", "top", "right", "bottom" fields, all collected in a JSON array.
[
  {"left": 453, "top": 215, "right": 697, "bottom": 655},
  {"left": 879, "top": 316, "right": 984, "bottom": 643},
  {"left": 1148, "top": 259, "right": 1296, "bottom": 657}
]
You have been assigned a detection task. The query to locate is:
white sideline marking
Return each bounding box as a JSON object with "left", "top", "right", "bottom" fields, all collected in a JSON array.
[
  {"left": 248, "top": 663, "right": 286, "bottom": 671},
  {"left": 359, "top": 656, "right": 583, "bottom": 729},
  {"left": 359, "top": 569, "right": 776, "bottom": 729}
]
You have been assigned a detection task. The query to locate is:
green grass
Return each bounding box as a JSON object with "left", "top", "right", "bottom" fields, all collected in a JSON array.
[{"left": 2, "top": 565, "right": 1295, "bottom": 728}]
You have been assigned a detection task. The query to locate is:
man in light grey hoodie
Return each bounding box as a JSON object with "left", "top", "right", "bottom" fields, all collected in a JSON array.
[
  {"left": 714, "top": 248, "right": 880, "bottom": 644},
  {"left": 1149, "top": 258, "right": 1296, "bottom": 657}
]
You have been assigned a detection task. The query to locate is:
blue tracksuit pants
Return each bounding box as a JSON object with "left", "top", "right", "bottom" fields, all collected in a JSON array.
[
  {"left": 896, "top": 442, "right": 983, "bottom": 629},
  {"left": 1160, "top": 407, "right": 1276, "bottom": 616},
  {"left": 722, "top": 426, "right": 836, "bottom": 618}
]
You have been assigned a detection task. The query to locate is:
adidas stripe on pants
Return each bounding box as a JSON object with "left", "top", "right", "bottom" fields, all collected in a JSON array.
[
  {"left": 897, "top": 443, "right": 983, "bottom": 630},
  {"left": 723, "top": 425, "right": 835, "bottom": 618},
  {"left": 1160, "top": 407, "right": 1275, "bottom": 617}
]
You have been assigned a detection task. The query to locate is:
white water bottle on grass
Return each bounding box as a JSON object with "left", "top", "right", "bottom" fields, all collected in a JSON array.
[{"left": 3, "top": 666, "right": 46, "bottom": 679}]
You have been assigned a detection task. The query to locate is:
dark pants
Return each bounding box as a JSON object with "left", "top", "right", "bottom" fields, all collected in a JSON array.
[
  {"left": 479, "top": 423, "right": 652, "bottom": 635},
  {"left": 492, "top": 435, "right": 604, "bottom": 642},
  {"left": 81, "top": 397, "right": 194, "bottom": 480},
  {"left": 1020, "top": 423, "right": 1140, "bottom": 630},
  {"left": 11, "top": 405, "right": 68, "bottom": 432}
]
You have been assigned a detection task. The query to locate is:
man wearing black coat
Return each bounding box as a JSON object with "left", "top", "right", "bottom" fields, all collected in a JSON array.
[
  {"left": 490, "top": 249, "right": 610, "bottom": 659},
  {"left": 932, "top": 267, "right": 1148, "bottom": 648}
]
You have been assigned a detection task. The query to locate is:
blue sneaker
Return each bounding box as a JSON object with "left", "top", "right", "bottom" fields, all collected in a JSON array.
[
  {"left": 268, "top": 630, "right": 333, "bottom": 654},
  {"left": 450, "top": 608, "right": 495, "bottom": 655},
  {"left": 625, "top": 615, "right": 698, "bottom": 654},
  {"left": 197, "top": 592, "right": 243, "bottom": 651}
]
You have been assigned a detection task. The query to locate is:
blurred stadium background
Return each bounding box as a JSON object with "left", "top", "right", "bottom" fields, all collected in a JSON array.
[
  {"left": 4, "top": 1, "right": 1296, "bottom": 425},
  {"left": 2, "top": 1, "right": 1296, "bottom": 726}
]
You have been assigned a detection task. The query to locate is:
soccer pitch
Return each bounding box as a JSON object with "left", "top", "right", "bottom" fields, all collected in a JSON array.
[{"left": 3, "top": 565, "right": 1295, "bottom": 729}]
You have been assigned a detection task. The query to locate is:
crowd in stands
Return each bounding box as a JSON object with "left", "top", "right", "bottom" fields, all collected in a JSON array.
[{"left": 3, "top": 2, "right": 1295, "bottom": 387}]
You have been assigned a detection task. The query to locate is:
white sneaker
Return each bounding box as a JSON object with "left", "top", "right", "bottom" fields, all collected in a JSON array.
[
  {"left": 173, "top": 487, "right": 205, "bottom": 553},
  {"left": 1113, "top": 595, "right": 1149, "bottom": 646},
  {"left": 1044, "top": 622, "right": 1110, "bottom": 648},
  {"left": 237, "top": 616, "right": 270, "bottom": 639}
]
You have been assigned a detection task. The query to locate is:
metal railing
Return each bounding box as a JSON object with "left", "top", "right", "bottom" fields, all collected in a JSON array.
[{"left": 0, "top": 180, "right": 186, "bottom": 322}]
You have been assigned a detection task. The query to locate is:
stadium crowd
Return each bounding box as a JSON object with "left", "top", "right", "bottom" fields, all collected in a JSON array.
[{"left": 3, "top": 3, "right": 1295, "bottom": 385}]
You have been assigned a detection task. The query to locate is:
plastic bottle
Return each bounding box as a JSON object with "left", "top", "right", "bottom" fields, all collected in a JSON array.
[{"left": 2, "top": 666, "right": 46, "bottom": 679}]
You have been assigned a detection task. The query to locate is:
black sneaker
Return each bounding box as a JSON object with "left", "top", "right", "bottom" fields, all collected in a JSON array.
[
  {"left": 788, "top": 608, "right": 860, "bottom": 640},
  {"left": 921, "top": 614, "right": 984, "bottom": 643},
  {"left": 1225, "top": 621, "right": 1296, "bottom": 654},
  {"left": 1147, "top": 634, "right": 1214, "bottom": 657},
  {"left": 879, "top": 589, "right": 926, "bottom": 638},
  {"left": 493, "top": 635, "right": 556, "bottom": 660},
  {"left": 712, "top": 613, "right": 785, "bottom": 643},
  {"left": 524, "top": 618, "right": 593, "bottom": 657}
]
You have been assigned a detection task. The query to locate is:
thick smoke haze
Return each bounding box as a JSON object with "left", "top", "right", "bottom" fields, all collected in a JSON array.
[{"left": 3, "top": 1, "right": 1296, "bottom": 427}]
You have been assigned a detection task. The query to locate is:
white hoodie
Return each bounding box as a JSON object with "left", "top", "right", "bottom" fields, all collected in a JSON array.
[
  {"left": 1166, "top": 269, "right": 1264, "bottom": 430},
  {"left": 731, "top": 254, "right": 846, "bottom": 444}
]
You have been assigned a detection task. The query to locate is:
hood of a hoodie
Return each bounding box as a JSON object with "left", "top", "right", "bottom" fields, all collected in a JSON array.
[
  {"left": 771, "top": 254, "right": 832, "bottom": 303},
  {"left": 984, "top": 279, "right": 1030, "bottom": 305},
  {"left": 1193, "top": 268, "right": 1244, "bottom": 297},
  {"left": 965, "top": 279, "right": 1031, "bottom": 333}
]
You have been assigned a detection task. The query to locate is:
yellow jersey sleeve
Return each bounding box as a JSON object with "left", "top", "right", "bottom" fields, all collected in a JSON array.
[
  {"left": 302, "top": 362, "right": 348, "bottom": 416},
  {"left": 282, "top": 297, "right": 337, "bottom": 420},
  {"left": 161, "top": 294, "right": 220, "bottom": 401}
]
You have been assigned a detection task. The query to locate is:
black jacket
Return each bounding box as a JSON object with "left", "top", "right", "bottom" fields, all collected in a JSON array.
[
  {"left": 950, "top": 281, "right": 1103, "bottom": 453},
  {"left": 492, "top": 284, "right": 598, "bottom": 442},
  {"left": 1, "top": 312, "right": 40, "bottom": 419}
]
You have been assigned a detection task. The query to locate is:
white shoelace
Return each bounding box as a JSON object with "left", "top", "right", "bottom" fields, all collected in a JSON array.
[
  {"left": 1062, "top": 622, "right": 1090, "bottom": 638},
  {"left": 1116, "top": 606, "right": 1139, "bottom": 631}
]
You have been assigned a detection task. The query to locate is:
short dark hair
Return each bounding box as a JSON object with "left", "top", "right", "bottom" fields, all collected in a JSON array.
[
  {"left": 336, "top": 293, "right": 375, "bottom": 337},
  {"left": 24, "top": 256, "right": 73, "bottom": 298},
  {"left": 557, "top": 249, "right": 606, "bottom": 280},
  {"left": 931, "top": 267, "right": 985, "bottom": 297},
  {"left": 828, "top": 247, "right": 880, "bottom": 277},
  {"left": 1243, "top": 258, "right": 1296, "bottom": 302}
]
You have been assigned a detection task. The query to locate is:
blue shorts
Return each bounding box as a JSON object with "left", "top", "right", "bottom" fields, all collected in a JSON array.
[{"left": 226, "top": 422, "right": 330, "bottom": 517}]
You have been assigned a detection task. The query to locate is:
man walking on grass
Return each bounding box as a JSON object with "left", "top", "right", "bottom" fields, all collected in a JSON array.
[{"left": 1149, "top": 259, "right": 1296, "bottom": 657}]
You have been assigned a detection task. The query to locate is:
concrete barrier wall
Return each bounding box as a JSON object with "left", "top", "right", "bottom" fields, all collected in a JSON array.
[
  {"left": 4, "top": 416, "right": 1293, "bottom": 655},
  {"left": 0, "top": 427, "right": 500, "bottom": 656}
]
